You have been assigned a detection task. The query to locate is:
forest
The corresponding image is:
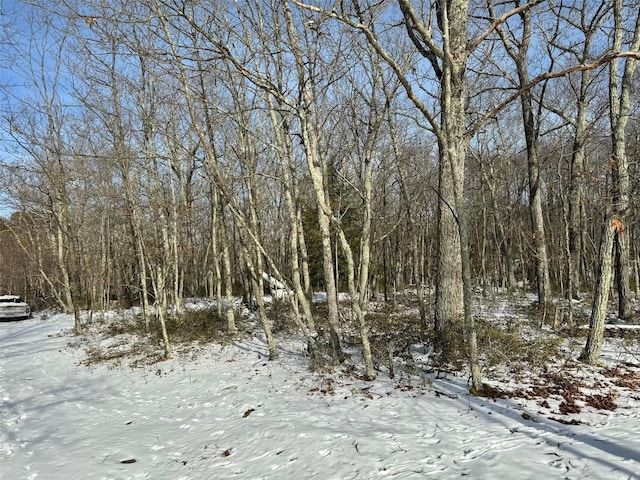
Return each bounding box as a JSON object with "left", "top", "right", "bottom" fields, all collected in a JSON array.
[{"left": 1, "top": 0, "right": 639, "bottom": 389}]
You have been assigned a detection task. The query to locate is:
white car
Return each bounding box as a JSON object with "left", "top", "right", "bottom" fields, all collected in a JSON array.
[{"left": 0, "top": 295, "right": 31, "bottom": 320}]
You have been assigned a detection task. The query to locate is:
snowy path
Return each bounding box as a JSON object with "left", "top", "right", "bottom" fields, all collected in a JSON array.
[{"left": 2, "top": 313, "right": 640, "bottom": 479}]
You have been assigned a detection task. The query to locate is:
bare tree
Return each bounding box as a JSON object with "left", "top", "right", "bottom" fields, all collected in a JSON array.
[
  {"left": 609, "top": 0, "right": 638, "bottom": 320},
  {"left": 581, "top": 0, "right": 640, "bottom": 363},
  {"left": 2, "top": 5, "right": 85, "bottom": 331},
  {"left": 538, "top": 1, "right": 610, "bottom": 304},
  {"left": 292, "top": 0, "right": 549, "bottom": 390},
  {"left": 492, "top": 1, "right": 552, "bottom": 307}
]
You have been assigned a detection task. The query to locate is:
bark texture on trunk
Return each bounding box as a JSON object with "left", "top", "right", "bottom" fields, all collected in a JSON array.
[
  {"left": 580, "top": 219, "right": 616, "bottom": 365},
  {"left": 608, "top": 0, "right": 640, "bottom": 320},
  {"left": 283, "top": 1, "right": 345, "bottom": 362}
]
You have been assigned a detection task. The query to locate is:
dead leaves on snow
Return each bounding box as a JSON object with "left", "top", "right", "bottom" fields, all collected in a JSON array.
[
  {"left": 602, "top": 365, "right": 640, "bottom": 389},
  {"left": 584, "top": 392, "right": 617, "bottom": 410},
  {"left": 482, "top": 365, "right": 640, "bottom": 424}
]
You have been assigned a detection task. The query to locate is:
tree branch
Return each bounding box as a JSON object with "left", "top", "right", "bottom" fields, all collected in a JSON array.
[
  {"left": 468, "top": 0, "right": 546, "bottom": 52},
  {"left": 469, "top": 50, "right": 640, "bottom": 137}
]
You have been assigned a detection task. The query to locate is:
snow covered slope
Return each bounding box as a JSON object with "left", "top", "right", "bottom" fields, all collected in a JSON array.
[{"left": 1, "top": 312, "right": 640, "bottom": 479}]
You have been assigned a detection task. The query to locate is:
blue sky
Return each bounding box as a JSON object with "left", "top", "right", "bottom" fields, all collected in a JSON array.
[
  {"left": 1, "top": 0, "right": 55, "bottom": 219},
  {"left": 1, "top": 0, "right": 25, "bottom": 218}
]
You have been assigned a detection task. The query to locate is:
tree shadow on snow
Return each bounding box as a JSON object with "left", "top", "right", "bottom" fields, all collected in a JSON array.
[{"left": 433, "top": 378, "right": 640, "bottom": 477}]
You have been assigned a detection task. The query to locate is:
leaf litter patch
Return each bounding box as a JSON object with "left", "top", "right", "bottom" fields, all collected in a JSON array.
[{"left": 480, "top": 363, "right": 640, "bottom": 425}]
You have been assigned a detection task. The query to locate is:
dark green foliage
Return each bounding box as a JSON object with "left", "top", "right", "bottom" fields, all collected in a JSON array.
[{"left": 300, "top": 158, "right": 364, "bottom": 293}]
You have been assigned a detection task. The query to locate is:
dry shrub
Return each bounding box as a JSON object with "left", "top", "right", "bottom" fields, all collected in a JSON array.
[
  {"left": 268, "top": 299, "right": 299, "bottom": 334},
  {"left": 476, "top": 318, "right": 562, "bottom": 371},
  {"left": 161, "top": 306, "right": 240, "bottom": 344},
  {"left": 365, "top": 311, "right": 425, "bottom": 366}
]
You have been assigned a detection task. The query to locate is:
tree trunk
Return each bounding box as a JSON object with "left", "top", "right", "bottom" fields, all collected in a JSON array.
[
  {"left": 524, "top": 95, "right": 551, "bottom": 307},
  {"left": 430, "top": 0, "right": 481, "bottom": 389},
  {"left": 386, "top": 98, "right": 428, "bottom": 322},
  {"left": 609, "top": 0, "right": 640, "bottom": 320},
  {"left": 633, "top": 241, "right": 640, "bottom": 299},
  {"left": 318, "top": 208, "right": 345, "bottom": 362},
  {"left": 219, "top": 206, "right": 237, "bottom": 333},
  {"left": 210, "top": 186, "right": 223, "bottom": 316},
  {"left": 242, "top": 243, "right": 278, "bottom": 360},
  {"left": 434, "top": 135, "right": 464, "bottom": 349},
  {"left": 283, "top": 1, "right": 344, "bottom": 362},
  {"left": 568, "top": 98, "right": 588, "bottom": 300},
  {"left": 338, "top": 230, "right": 375, "bottom": 380},
  {"left": 150, "top": 262, "right": 173, "bottom": 360},
  {"left": 479, "top": 161, "right": 516, "bottom": 291},
  {"left": 266, "top": 96, "right": 316, "bottom": 338},
  {"left": 56, "top": 224, "right": 74, "bottom": 315},
  {"left": 495, "top": 6, "right": 551, "bottom": 306},
  {"left": 167, "top": 157, "right": 183, "bottom": 315},
  {"left": 580, "top": 218, "right": 616, "bottom": 365}
]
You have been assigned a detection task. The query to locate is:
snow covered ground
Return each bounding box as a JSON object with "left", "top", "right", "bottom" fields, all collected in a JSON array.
[{"left": 2, "top": 308, "right": 640, "bottom": 479}]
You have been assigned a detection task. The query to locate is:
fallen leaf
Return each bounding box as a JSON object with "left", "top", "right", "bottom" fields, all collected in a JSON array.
[{"left": 243, "top": 408, "right": 255, "bottom": 418}]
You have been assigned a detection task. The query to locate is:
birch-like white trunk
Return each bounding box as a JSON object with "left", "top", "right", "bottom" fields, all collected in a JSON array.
[{"left": 219, "top": 210, "right": 236, "bottom": 333}]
